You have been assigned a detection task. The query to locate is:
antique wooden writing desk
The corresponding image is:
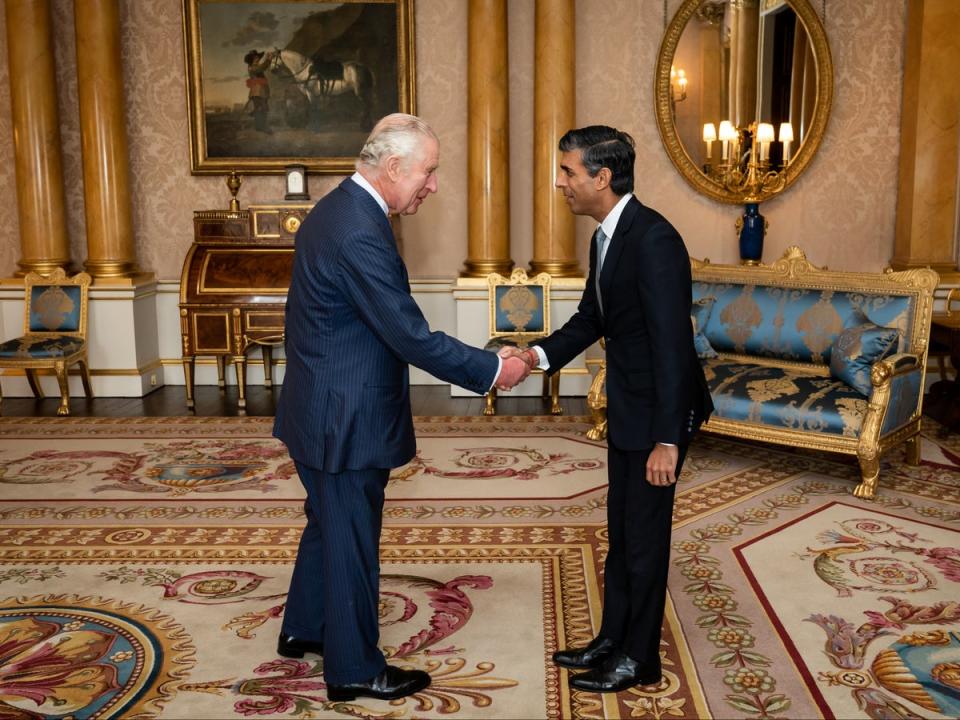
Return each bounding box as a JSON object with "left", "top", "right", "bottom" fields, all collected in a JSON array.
[{"left": 179, "top": 205, "right": 311, "bottom": 411}]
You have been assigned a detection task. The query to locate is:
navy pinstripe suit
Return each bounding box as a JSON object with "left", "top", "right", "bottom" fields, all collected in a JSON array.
[{"left": 274, "top": 178, "right": 499, "bottom": 684}]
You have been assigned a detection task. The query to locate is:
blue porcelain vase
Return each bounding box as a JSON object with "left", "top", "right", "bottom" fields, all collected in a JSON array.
[{"left": 738, "top": 202, "right": 765, "bottom": 264}]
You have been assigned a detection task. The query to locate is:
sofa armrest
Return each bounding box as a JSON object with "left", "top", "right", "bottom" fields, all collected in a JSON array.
[
  {"left": 867, "top": 353, "right": 924, "bottom": 437},
  {"left": 870, "top": 353, "right": 921, "bottom": 387}
]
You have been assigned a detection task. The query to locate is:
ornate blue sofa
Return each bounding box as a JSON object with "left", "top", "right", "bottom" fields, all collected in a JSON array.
[{"left": 586, "top": 247, "right": 939, "bottom": 498}]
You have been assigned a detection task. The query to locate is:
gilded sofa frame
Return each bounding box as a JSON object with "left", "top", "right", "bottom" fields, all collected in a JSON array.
[{"left": 586, "top": 247, "right": 939, "bottom": 498}]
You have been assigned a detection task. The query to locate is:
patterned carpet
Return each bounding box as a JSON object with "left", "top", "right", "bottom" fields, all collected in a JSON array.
[{"left": 0, "top": 415, "right": 958, "bottom": 719}]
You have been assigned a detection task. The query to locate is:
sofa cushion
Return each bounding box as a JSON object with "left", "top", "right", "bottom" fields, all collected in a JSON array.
[
  {"left": 691, "top": 297, "right": 718, "bottom": 359},
  {"left": 829, "top": 322, "right": 900, "bottom": 396},
  {"left": 703, "top": 358, "right": 869, "bottom": 437},
  {"left": 692, "top": 282, "right": 913, "bottom": 364}
]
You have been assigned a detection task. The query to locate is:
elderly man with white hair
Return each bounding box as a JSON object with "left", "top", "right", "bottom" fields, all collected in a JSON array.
[{"left": 273, "top": 114, "right": 529, "bottom": 701}]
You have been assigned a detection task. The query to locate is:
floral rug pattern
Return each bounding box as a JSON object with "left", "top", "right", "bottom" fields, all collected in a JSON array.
[{"left": 0, "top": 415, "right": 957, "bottom": 718}]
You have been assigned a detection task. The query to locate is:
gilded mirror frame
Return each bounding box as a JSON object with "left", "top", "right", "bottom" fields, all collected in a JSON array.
[{"left": 654, "top": 0, "right": 833, "bottom": 203}]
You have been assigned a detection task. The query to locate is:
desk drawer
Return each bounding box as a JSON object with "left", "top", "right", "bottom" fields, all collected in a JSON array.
[
  {"left": 245, "top": 312, "right": 285, "bottom": 332},
  {"left": 191, "top": 312, "right": 231, "bottom": 353}
]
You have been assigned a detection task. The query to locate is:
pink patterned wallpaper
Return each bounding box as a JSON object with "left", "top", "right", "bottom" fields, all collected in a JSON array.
[{"left": 0, "top": 0, "right": 907, "bottom": 280}]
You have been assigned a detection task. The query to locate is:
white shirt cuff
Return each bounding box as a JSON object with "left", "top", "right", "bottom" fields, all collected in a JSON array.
[
  {"left": 489, "top": 355, "right": 503, "bottom": 392},
  {"left": 532, "top": 345, "right": 550, "bottom": 370}
]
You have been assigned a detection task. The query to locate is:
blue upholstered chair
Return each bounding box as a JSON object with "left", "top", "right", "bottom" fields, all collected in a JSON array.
[
  {"left": 0, "top": 269, "right": 93, "bottom": 416},
  {"left": 483, "top": 269, "right": 561, "bottom": 416}
]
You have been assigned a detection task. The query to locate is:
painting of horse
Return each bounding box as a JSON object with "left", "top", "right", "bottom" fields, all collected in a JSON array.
[{"left": 184, "top": 0, "right": 415, "bottom": 174}]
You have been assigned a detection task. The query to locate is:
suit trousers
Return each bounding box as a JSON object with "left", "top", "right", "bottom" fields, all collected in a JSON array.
[
  {"left": 599, "top": 441, "right": 688, "bottom": 678},
  {"left": 281, "top": 462, "right": 389, "bottom": 684}
]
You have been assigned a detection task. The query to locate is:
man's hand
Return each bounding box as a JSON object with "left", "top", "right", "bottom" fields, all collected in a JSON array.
[
  {"left": 646, "top": 443, "right": 679, "bottom": 487},
  {"left": 495, "top": 355, "right": 531, "bottom": 390},
  {"left": 498, "top": 346, "right": 539, "bottom": 368}
]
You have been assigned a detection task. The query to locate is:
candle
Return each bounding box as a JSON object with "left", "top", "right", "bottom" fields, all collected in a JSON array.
[
  {"left": 779, "top": 122, "right": 794, "bottom": 164},
  {"left": 756, "top": 123, "right": 775, "bottom": 162},
  {"left": 702, "top": 123, "right": 717, "bottom": 160},
  {"left": 718, "top": 121, "right": 735, "bottom": 162}
]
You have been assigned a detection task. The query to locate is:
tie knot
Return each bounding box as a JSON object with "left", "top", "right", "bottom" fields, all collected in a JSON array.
[{"left": 595, "top": 227, "right": 607, "bottom": 245}]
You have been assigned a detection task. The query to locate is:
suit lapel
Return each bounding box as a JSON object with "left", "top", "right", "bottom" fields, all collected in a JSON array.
[{"left": 598, "top": 195, "right": 640, "bottom": 307}]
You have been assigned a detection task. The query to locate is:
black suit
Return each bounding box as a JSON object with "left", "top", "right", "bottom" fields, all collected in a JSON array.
[{"left": 536, "top": 195, "right": 713, "bottom": 675}]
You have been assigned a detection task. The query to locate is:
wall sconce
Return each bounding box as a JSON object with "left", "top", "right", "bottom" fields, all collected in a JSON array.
[{"left": 669, "top": 64, "right": 688, "bottom": 117}]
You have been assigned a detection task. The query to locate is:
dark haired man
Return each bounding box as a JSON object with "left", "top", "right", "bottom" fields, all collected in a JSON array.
[{"left": 509, "top": 125, "right": 713, "bottom": 693}]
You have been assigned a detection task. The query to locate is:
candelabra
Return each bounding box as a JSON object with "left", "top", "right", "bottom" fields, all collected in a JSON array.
[{"left": 700, "top": 120, "right": 795, "bottom": 264}]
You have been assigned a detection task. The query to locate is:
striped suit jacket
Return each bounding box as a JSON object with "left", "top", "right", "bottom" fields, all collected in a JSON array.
[{"left": 274, "top": 178, "right": 499, "bottom": 472}]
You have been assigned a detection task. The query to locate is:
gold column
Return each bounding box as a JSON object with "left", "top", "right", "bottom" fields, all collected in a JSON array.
[
  {"left": 5, "top": 0, "right": 71, "bottom": 276},
  {"left": 74, "top": 0, "right": 139, "bottom": 280},
  {"left": 728, "top": 0, "right": 758, "bottom": 127},
  {"left": 462, "top": 0, "right": 512, "bottom": 277},
  {"left": 892, "top": 0, "right": 960, "bottom": 276},
  {"left": 530, "top": 0, "right": 580, "bottom": 277}
]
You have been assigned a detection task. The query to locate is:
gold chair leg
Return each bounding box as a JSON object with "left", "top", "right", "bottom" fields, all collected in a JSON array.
[
  {"left": 483, "top": 388, "right": 497, "bottom": 416},
  {"left": 550, "top": 373, "right": 562, "bottom": 415},
  {"left": 79, "top": 359, "right": 93, "bottom": 398},
  {"left": 854, "top": 451, "right": 880, "bottom": 499},
  {"left": 54, "top": 361, "right": 70, "bottom": 416},
  {"left": 234, "top": 355, "right": 247, "bottom": 414},
  {"left": 905, "top": 435, "right": 921, "bottom": 466},
  {"left": 216, "top": 355, "right": 226, "bottom": 390},
  {"left": 586, "top": 364, "right": 608, "bottom": 441},
  {"left": 262, "top": 345, "right": 273, "bottom": 388},
  {"left": 25, "top": 369, "right": 45, "bottom": 399}
]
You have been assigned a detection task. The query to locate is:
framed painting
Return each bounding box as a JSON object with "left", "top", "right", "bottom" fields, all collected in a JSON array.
[{"left": 182, "top": 0, "right": 415, "bottom": 174}]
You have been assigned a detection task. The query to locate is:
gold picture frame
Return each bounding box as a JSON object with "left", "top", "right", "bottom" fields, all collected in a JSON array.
[{"left": 182, "top": 0, "right": 416, "bottom": 174}]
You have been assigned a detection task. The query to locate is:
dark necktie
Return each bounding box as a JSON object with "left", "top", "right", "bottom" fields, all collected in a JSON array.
[{"left": 594, "top": 227, "right": 608, "bottom": 314}]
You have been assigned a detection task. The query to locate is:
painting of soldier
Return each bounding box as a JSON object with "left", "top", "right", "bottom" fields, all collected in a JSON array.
[{"left": 184, "top": 0, "right": 415, "bottom": 173}]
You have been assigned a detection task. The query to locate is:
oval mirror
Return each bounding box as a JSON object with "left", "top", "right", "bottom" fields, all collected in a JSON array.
[{"left": 655, "top": 0, "right": 833, "bottom": 204}]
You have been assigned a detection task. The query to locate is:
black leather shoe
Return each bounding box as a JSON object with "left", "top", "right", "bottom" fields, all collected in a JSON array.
[
  {"left": 552, "top": 636, "right": 618, "bottom": 670},
  {"left": 326, "top": 665, "right": 431, "bottom": 701},
  {"left": 569, "top": 651, "right": 662, "bottom": 693},
  {"left": 277, "top": 632, "right": 324, "bottom": 658}
]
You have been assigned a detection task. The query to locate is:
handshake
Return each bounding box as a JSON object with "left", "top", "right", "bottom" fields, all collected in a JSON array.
[{"left": 494, "top": 346, "right": 540, "bottom": 391}]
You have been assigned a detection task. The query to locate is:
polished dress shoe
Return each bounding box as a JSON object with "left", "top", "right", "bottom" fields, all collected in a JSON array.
[
  {"left": 277, "top": 632, "right": 324, "bottom": 658},
  {"left": 569, "top": 651, "right": 662, "bottom": 693},
  {"left": 326, "top": 665, "right": 431, "bottom": 701},
  {"left": 552, "top": 636, "right": 618, "bottom": 670}
]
